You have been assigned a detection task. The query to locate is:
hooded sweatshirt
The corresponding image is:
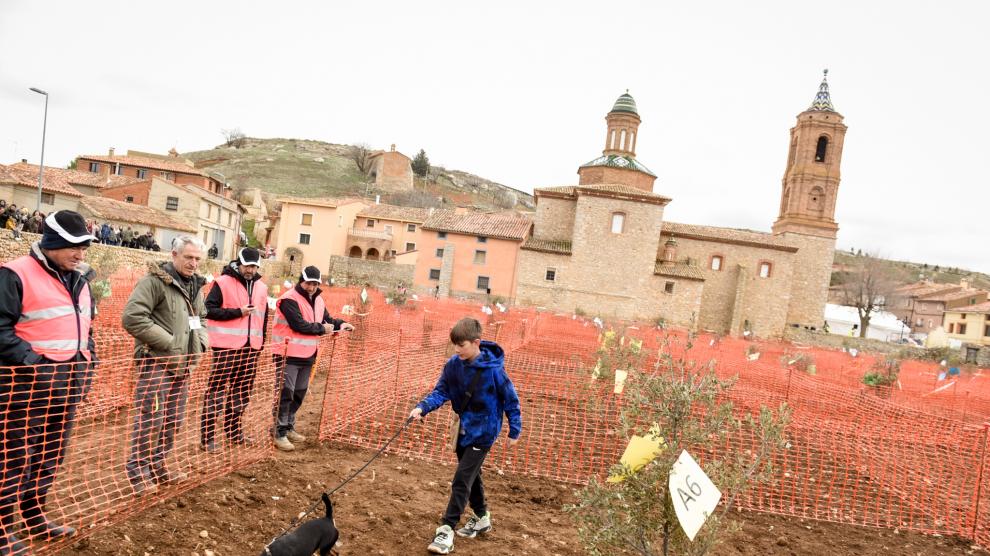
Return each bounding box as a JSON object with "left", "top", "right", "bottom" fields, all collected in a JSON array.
[{"left": 416, "top": 340, "right": 522, "bottom": 449}]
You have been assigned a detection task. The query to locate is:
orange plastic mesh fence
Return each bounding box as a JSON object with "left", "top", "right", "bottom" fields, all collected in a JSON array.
[
  {"left": 318, "top": 310, "right": 990, "bottom": 546},
  {"left": 0, "top": 346, "right": 278, "bottom": 554},
  {"left": 10, "top": 265, "right": 990, "bottom": 552}
]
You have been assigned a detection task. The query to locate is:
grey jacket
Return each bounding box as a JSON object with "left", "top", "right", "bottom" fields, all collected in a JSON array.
[{"left": 122, "top": 261, "right": 208, "bottom": 372}]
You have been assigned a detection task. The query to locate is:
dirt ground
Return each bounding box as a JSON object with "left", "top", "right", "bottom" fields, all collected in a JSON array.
[
  {"left": 65, "top": 442, "right": 988, "bottom": 556},
  {"left": 60, "top": 367, "right": 990, "bottom": 556}
]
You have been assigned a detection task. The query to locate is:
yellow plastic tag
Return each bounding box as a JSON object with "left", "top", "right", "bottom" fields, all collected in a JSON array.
[{"left": 607, "top": 428, "right": 666, "bottom": 483}]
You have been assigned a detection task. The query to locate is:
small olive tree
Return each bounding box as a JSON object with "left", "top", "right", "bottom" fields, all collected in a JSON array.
[{"left": 568, "top": 334, "right": 790, "bottom": 556}]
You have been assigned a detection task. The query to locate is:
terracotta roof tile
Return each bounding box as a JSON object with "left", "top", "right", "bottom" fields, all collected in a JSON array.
[
  {"left": 535, "top": 184, "right": 671, "bottom": 205},
  {"left": 358, "top": 204, "right": 432, "bottom": 223},
  {"left": 662, "top": 221, "right": 799, "bottom": 253},
  {"left": 422, "top": 211, "right": 531, "bottom": 241},
  {"left": 79, "top": 196, "right": 197, "bottom": 232},
  {"left": 923, "top": 288, "right": 988, "bottom": 303},
  {"left": 895, "top": 282, "right": 961, "bottom": 298},
  {"left": 654, "top": 261, "right": 706, "bottom": 281},
  {"left": 77, "top": 154, "right": 207, "bottom": 176},
  {"left": 951, "top": 301, "right": 990, "bottom": 314},
  {"left": 521, "top": 238, "right": 572, "bottom": 255},
  {"left": 277, "top": 196, "right": 366, "bottom": 209},
  {"left": 9, "top": 162, "right": 142, "bottom": 189},
  {"left": 0, "top": 163, "right": 84, "bottom": 197}
]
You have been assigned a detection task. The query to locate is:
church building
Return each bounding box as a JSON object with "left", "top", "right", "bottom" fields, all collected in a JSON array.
[{"left": 516, "top": 73, "right": 846, "bottom": 337}]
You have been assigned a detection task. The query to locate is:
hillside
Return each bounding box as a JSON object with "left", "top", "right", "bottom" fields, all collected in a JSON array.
[
  {"left": 833, "top": 250, "right": 990, "bottom": 290},
  {"left": 183, "top": 138, "right": 533, "bottom": 211}
]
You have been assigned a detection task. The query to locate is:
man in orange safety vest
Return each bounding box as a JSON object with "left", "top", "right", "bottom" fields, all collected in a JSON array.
[
  {"left": 0, "top": 210, "right": 98, "bottom": 554},
  {"left": 201, "top": 247, "right": 268, "bottom": 452}
]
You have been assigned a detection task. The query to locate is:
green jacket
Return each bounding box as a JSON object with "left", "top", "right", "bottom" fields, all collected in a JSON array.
[{"left": 122, "top": 261, "right": 208, "bottom": 372}]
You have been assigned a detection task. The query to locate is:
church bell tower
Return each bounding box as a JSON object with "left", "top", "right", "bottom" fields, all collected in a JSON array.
[
  {"left": 772, "top": 70, "right": 846, "bottom": 238},
  {"left": 774, "top": 71, "right": 848, "bottom": 330}
]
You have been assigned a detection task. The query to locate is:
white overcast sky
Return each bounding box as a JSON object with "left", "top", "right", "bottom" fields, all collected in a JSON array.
[{"left": 2, "top": 1, "right": 987, "bottom": 272}]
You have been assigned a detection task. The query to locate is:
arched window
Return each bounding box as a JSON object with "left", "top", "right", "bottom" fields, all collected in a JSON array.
[
  {"left": 610, "top": 212, "right": 625, "bottom": 234},
  {"left": 630, "top": 131, "right": 636, "bottom": 152},
  {"left": 809, "top": 186, "right": 825, "bottom": 213},
  {"left": 710, "top": 255, "right": 723, "bottom": 271},
  {"left": 620, "top": 129, "right": 627, "bottom": 151},
  {"left": 366, "top": 248, "right": 380, "bottom": 261},
  {"left": 348, "top": 246, "right": 362, "bottom": 258},
  {"left": 610, "top": 129, "right": 617, "bottom": 150},
  {"left": 815, "top": 136, "right": 828, "bottom": 162},
  {"left": 758, "top": 261, "right": 772, "bottom": 278}
]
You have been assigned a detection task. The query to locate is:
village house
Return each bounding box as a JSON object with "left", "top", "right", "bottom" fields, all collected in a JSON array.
[
  {"left": 273, "top": 197, "right": 366, "bottom": 276},
  {"left": 366, "top": 145, "right": 414, "bottom": 191},
  {"left": 943, "top": 302, "right": 990, "bottom": 364},
  {"left": 99, "top": 176, "right": 244, "bottom": 259},
  {"left": 888, "top": 280, "right": 987, "bottom": 336},
  {"left": 516, "top": 75, "right": 845, "bottom": 337},
  {"left": 350, "top": 203, "right": 432, "bottom": 263},
  {"left": 0, "top": 163, "right": 85, "bottom": 213},
  {"left": 76, "top": 148, "right": 230, "bottom": 197},
  {"left": 416, "top": 211, "right": 531, "bottom": 300}
]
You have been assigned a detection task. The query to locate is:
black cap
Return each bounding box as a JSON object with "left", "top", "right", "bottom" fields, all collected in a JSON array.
[
  {"left": 300, "top": 266, "right": 322, "bottom": 283},
  {"left": 238, "top": 247, "right": 261, "bottom": 266},
  {"left": 40, "top": 210, "right": 96, "bottom": 250}
]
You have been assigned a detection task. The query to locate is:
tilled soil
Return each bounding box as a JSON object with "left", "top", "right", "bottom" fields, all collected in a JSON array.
[{"left": 66, "top": 438, "right": 988, "bottom": 556}]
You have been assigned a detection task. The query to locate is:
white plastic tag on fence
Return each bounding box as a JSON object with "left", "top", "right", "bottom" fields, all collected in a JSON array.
[
  {"left": 360, "top": 288, "right": 368, "bottom": 304},
  {"left": 267, "top": 296, "right": 277, "bottom": 310},
  {"left": 614, "top": 369, "right": 628, "bottom": 394},
  {"left": 669, "top": 450, "right": 721, "bottom": 541}
]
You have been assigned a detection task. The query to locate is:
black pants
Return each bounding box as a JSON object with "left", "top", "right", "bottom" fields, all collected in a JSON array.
[
  {"left": 273, "top": 356, "right": 313, "bottom": 438},
  {"left": 442, "top": 443, "right": 490, "bottom": 528},
  {"left": 0, "top": 358, "right": 91, "bottom": 537},
  {"left": 200, "top": 347, "right": 259, "bottom": 445}
]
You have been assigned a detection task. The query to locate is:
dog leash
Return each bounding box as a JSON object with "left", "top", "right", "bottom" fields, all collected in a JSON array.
[{"left": 263, "top": 416, "right": 415, "bottom": 551}]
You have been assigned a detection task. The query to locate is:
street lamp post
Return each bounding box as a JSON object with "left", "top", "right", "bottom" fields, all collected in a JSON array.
[{"left": 29, "top": 87, "right": 49, "bottom": 212}]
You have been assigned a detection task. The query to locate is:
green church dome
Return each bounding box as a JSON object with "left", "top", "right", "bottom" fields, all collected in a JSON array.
[{"left": 610, "top": 92, "right": 638, "bottom": 115}]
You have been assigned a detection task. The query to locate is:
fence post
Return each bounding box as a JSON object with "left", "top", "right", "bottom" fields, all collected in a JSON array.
[
  {"left": 785, "top": 367, "right": 793, "bottom": 401},
  {"left": 971, "top": 423, "right": 990, "bottom": 541},
  {"left": 394, "top": 329, "right": 402, "bottom": 398}
]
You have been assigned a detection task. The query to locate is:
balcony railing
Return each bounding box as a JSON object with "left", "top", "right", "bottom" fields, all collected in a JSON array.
[{"left": 348, "top": 227, "right": 393, "bottom": 240}]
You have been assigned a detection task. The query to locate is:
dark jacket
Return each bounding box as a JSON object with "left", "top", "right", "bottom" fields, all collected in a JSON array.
[
  {"left": 416, "top": 341, "right": 522, "bottom": 449},
  {"left": 204, "top": 261, "right": 269, "bottom": 349},
  {"left": 0, "top": 242, "right": 97, "bottom": 367},
  {"left": 122, "top": 261, "right": 208, "bottom": 372},
  {"left": 278, "top": 283, "right": 345, "bottom": 365}
]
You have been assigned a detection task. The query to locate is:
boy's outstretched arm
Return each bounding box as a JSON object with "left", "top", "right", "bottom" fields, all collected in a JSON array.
[
  {"left": 409, "top": 365, "right": 451, "bottom": 421},
  {"left": 500, "top": 369, "right": 522, "bottom": 446}
]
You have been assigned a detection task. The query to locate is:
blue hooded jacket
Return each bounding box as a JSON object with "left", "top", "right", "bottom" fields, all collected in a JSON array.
[{"left": 416, "top": 340, "right": 522, "bottom": 449}]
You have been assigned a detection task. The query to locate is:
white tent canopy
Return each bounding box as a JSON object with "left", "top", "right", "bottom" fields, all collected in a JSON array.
[{"left": 824, "top": 303, "right": 911, "bottom": 342}]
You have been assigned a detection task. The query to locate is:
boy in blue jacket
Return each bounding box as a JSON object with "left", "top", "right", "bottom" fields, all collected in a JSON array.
[{"left": 409, "top": 317, "right": 522, "bottom": 554}]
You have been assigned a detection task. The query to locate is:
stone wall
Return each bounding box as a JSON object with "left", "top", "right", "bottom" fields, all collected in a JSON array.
[
  {"left": 327, "top": 255, "right": 414, "bottom": 289},
  {"left": 0, "top": 230, "right": 170, "bottom": 268},
  {"left": 533, "top": 196, "right": 575, "bottom": 240},
  {"left": 671, "top": 237, "right": 795, "bottom": 338},
  {"left": 778, "top": 232, "right": 835, "bottom": 330}
]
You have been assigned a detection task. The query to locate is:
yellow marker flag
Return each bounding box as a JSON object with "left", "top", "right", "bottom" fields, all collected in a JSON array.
[{"left": 607, "top": 428, "right": 666, "bottom": 483}]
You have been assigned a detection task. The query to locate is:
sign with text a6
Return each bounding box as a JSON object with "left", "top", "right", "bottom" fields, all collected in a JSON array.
[{"left": 668, "top": 450, "right": 722, "bottom": 541}]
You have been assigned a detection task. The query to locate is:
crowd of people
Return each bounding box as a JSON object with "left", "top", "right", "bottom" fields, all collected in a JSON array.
[
  {"left": 0, "top": 209, "right": 521, "bottom": 555},
  {"left": 0, "top": 200, "right": 161, "bottom": 251}
]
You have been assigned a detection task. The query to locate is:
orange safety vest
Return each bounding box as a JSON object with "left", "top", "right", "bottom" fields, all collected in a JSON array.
[
  {"left": 3, "top": 255, "right": 92, "bottom": 362},
  {"left": 271, "top": 287, "right": 325, "bottom": 358},
  {"left": 206, "top": 274, "right": 268, "bottom": 350}
]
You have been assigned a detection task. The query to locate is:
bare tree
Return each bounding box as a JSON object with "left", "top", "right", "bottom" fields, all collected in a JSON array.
[
  {"left": 349, "top": 143, "right": 373, "bottom": 174},
  {"left": 221, "top": 128, "right": 247, "bottom": 148},
  {"left": 837, "top": 253, "right": 904, "bottom": 338}
]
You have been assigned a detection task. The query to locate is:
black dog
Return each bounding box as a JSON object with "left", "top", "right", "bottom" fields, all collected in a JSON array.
[{"left": 261, "top": 493, "right": 339, "bottom": 556}]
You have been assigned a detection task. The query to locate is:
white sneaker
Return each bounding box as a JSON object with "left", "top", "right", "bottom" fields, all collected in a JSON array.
[
  {"left": 428, "top": 524, "right": 454, "bottom": 554},
  {"left": 286, "top": 430, "right": 306, "bottom": 443},
  {"left": 456, "top": 511, "right": 491, "bottom": 538},
  {"left": 273, "top": 436, "right": 295, "bottom": 451}
]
